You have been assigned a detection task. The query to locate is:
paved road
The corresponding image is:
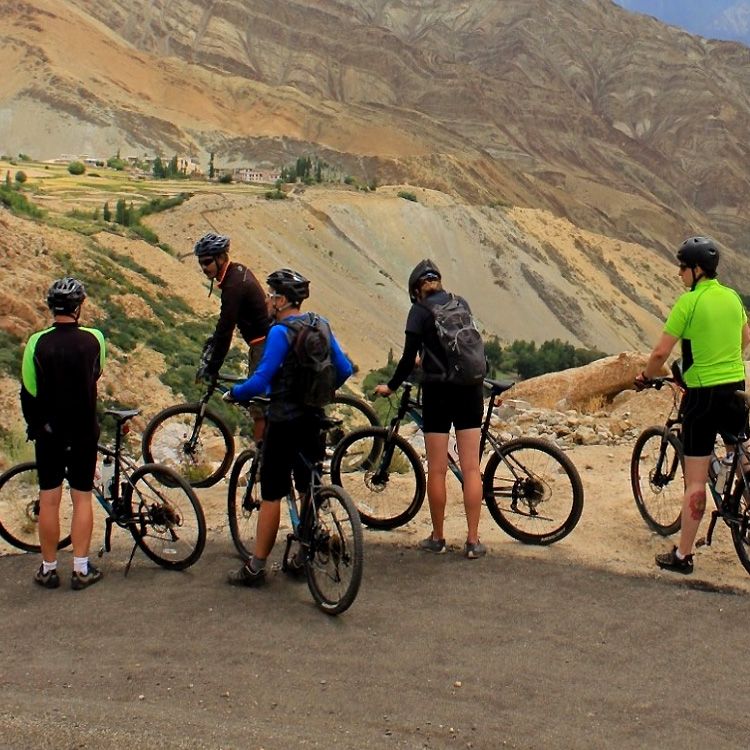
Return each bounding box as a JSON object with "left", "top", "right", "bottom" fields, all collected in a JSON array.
[{"left": 1, "top": 535, "right": 748, "bottom": 749}]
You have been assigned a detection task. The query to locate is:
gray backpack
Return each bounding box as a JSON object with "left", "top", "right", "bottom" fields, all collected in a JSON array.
[{"left": 421, "top": 294, "right": 487, "bottom": 385}]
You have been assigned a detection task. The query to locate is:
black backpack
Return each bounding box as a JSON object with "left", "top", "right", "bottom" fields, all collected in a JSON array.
[
  {"left": 421, "top": 294, "right": 487, "bottom": 385},
  {"left": 281, "top": 313, "right": 337, "bottom": 407}
]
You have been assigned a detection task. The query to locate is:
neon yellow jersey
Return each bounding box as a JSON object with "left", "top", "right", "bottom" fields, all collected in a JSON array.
[{"left": 663, "top": 278, "right": 747, "bottom": 388}]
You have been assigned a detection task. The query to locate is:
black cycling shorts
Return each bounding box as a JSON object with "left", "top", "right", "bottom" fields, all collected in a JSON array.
[
  {"left": 260, "top": 414, "right": 324, "bottom": 500},
  {"left": 35, "top": 433, "right": 98, "bottom": 492},
  {"left": 681, "top": 381, "right": 747, "bottom": 457},
  {"left": 421, "top": 382, "right": 484, "bottom": 434}
]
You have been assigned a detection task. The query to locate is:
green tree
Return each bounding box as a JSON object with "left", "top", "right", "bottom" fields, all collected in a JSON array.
[
  {"left": 152, "top": 157, "right": 166, "bottom": 179},
  {"left": 103, "top": 201, "right": 111, "bottom": 221},
  {"left": 208, "top": 152, "right": 215, "bottom": 179},
  {"left": 14, "top": 171, "right": 26, "bottom": 184},
  {"left": 115, "top": 198, "right": 127, "bottom": 225},
  {"left": 4, "top": 171, "right": 10, "bottom": 188},
  {"left": 167, "top": 155, "right": 179, "bottom": 178},
  {"left": 107, "top": 155, "right": 126, "bottom": 170},
  {"left": 218, "top": 173, "right": 232, "bottom": 184},
  {"left": 68, "top": 161, "right": 86, "bottom": 175}
]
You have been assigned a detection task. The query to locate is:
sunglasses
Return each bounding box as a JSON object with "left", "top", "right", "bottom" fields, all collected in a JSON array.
[{"left": 198, "top": 257, "right": 215, "bottom": 268}]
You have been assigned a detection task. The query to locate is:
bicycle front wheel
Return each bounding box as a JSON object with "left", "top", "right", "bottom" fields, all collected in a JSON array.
[
  {"left": 630, "top": 426, "right": 683, "bottom": 536},
  {"left": 127, "top": 463, "right": 206, "bottom": 569},
  {"left": 329, "top": 427, "right": 425, "bottom": 529},
  {"left": 227, "top": 448, "right": 261, "bottom": 559},
  {"left": 141, "top": 403, "right": 235, "bottom": 488},
  {"left": 729, "top": 478, "right": 750, "bottom": 576},
  {"left": 324, "top": 394, "right": 380, "bottom": 451},
  {"left": 304, "top": 485, "right": 363, "bottom": 616},
  {"left": 483, "top": 437, "right": 584, "bottom": 544},
  {"left": 0, "top": 462, "right": 73, "bottom": 552}
]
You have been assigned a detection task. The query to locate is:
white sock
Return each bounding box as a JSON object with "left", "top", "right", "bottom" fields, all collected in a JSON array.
[
  {"left": 675, "top": 549, "right": 685, "bottom": 560},
  {"left": 73, "top": 556, "right": 89, "bottom": 575},
  {"left": 42, "top": 560, "right": 58, "bottom": 574}
]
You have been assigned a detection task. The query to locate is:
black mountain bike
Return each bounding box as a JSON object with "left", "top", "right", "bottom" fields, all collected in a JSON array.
[
  {"left": 0, "top": 409, "right": 206, "bottom": 571},
  {"left": 330, "top": 380, "right": 584, "bottom": 545},
  {"left": 141, "top": 372, "right": 379, "bottom": 488},
  {"left": 226, "top": 411, "right": 364, "bottom": 615}
]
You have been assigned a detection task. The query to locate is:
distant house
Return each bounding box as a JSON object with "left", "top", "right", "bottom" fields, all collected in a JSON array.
[
  {"left": 177, "top": 156, "right": 202, "bottom": 176},
  {"left": 233, "top": 167, "right": 281, "bottom": 184}
]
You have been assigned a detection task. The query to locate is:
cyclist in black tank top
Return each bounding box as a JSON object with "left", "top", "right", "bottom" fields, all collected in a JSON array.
[{"left": 375, "top": 259, "right": 486, "bottom": 559}]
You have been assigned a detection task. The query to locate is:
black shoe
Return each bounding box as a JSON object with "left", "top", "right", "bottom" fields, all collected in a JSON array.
[
  {"left": 34, "top": 565, "right": 60, "bottom": 589},
  {"left": 655, "top": 546, "right": 694, "bottom": 575},
  {"left": 71, "top": 564, "right": 103, "bottom": 590},
  {"left": 227, "top": 563, "right": 266, "bottom": 587},
  {"left": 284, "top": 554, "right": 306, "bottom": 581}
]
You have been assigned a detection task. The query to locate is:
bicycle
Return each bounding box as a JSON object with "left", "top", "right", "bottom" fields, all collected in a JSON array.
[
  {"left": 0, "top": 408, "right": 206, "bottom": 572},
  {"left": 630, "top": 375, "right": 686, "bottom": 535},
  {"left": 329, "top": 380, "right": 584, "bottom": 545},
  {"left": 141, "top": 372, "right": 379, "bottom": 488},
  {"left": 631, "top": 379, "right": 750, "bottom": 574},
  {"left": 225, "top": 404, "right": 364, "bottom": 615}
]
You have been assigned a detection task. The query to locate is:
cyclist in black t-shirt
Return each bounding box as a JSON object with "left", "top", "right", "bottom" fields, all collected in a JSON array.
[
  {"left": 374, "top": 259, "right": 486, "bottom": 559},
  {"left": 194, "top": 232, "right": 270, "bottom": 440},
  {"left": 21, "top": 278, "right": 106, "bottom": 590}
]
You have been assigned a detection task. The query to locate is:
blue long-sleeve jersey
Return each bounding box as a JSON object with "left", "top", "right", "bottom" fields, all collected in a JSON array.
[{"left": 230, "top": 314, "right": 353, "bottom": 403}]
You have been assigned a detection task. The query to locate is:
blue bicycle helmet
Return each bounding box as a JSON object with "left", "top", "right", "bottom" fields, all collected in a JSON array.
[{"left": 194, "top": 232, "right": 230, "bottom": 258}]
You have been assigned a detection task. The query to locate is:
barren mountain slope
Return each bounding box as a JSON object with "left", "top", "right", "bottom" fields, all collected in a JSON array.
[
  {"left": 0, "top": 180, "right": 687, "bottom": 459},
  {"left": 1, "top": 0, "right": 749, "bottom": 284}
]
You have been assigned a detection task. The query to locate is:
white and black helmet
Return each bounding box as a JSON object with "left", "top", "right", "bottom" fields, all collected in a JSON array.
[
  {"left": 267, "top": 268, "right": 310, "bottom": 304},
  {"left": 47, "top": 277, "right": 86, "bottom": 314}
]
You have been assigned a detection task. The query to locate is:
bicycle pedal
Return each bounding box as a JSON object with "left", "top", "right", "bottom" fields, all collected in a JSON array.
[
  {"left": 97, "top": 546, "right": 105, "bottom": 558},
  {"left": 695, "top": 536, "right": 707, "bottom": 548}
]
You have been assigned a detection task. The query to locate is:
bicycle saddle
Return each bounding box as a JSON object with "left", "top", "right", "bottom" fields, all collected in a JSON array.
[{"left": 104, "top": 408, "right": 140, "bottom": 422}]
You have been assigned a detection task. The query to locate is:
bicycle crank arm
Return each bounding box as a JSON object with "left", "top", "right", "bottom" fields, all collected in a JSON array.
[{"left": 705, "top": 509, "right": 721, "bottom": 546}]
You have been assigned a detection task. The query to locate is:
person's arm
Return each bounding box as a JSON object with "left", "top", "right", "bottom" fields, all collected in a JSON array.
[
  {"left": 329, "top": 331, "right": 354, "bottom": 388},
  {"left": 635, "top": 332, "right": 678, "bottom": 387},
  {"left": 230, "top": 325, "right": 290, "bottom": 400},
  {"left": 206, "top": 284, "right": 241, "bottom": 374},
  {"left": 742, "top": 323, "right": 750, "bottom": 354},
  {"left": 20, "top": 336, "right": 42, "bottom": 437},
  {"left": 373, "top": 332, "right": 421, "bottom": 397}
]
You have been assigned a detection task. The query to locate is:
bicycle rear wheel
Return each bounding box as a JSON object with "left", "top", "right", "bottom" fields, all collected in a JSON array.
[
  {"left": 303, "top": 485, "right": 363, "bottom": 615},
  {"left": 0, "top": 462, "right": 73, "bottom": 553},
  {"left": 729, "top": 477, "right": 750, "bottom": 576},
  {"left": 483, "top": 437, "right": 584, "bottom": 544},
  {"left": 324, "top": 394, "right": 380, "bottom": 451},
  {"left": 126, "top": 463, "right": 206, "bottom": 569},
  {"left": 227, "top": 448, "right": 261, "bottom": 559},
  {"left": 329, "top": 427, "right": 425, "bottom": 529},
  {"left": 141, "top": 403, "right": 234, "bottom": 488},
  {"left": 630, "top": 426, "right": 683, "bottom": 536}
]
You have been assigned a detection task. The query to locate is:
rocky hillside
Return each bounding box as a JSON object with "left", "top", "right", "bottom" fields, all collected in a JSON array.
[{"left": 2, "top": 0, "right": 750, "bottom": 284}]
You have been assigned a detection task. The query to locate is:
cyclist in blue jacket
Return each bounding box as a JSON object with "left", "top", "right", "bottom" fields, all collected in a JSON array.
[{"left": 224, "top": 268, "right": 353, "bottom": 587}]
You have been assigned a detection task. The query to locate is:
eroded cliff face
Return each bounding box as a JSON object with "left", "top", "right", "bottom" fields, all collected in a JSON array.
[{"left": 1, "top": 0, "right": 749, "bottom": 282}]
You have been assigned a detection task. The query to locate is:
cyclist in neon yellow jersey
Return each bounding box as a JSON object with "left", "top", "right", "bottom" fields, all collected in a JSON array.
[{"left": 635, "top": 237, "right": 750, "bottom": 574}]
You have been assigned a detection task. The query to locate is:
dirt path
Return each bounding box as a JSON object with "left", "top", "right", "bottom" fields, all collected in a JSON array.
[{"left": 2, "top": 442, "right": 749, "bottom": 748}]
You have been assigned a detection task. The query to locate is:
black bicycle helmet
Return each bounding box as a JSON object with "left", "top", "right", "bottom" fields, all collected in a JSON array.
[
  {"left": 193, "top": 232, "right": 230, "bottom": 258},
  {"left": 676, "top": 236, "right": 719, "bottom": 273},
  {"left": 46, "top": 277, "right": 86, "bottom": 314},
  {"left": 267, "top": 268, "right": 310, "bottom": 304},
  {"left": 408, "top": 259, "right": 442, "bottom": 302}
]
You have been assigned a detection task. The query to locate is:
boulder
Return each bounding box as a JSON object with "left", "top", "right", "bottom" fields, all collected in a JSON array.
[{"left": 504, "top": 351, "right": 660, "bottom": 410}]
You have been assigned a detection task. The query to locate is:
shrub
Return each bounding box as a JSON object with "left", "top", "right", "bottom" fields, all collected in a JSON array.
[
  {"left": 0, "top": 185, "right": 43, "bottom": 218},
  {"left": 218, "top": 173, "right": 232, "bottom": 184},
  {"left": 14, "top": 171, "right": 27, "bottom": 184},
  {"left": 107, "top": 156, "right": 127, "bottom": 171},
  {"left": 264, "top": 188, "right": 286, "bottom": 200},
  {"left": 68, "top": 161, "right": 86, "bottom": 175},
  {"left": 17, "top": 153, "right": 31, "bottom": 162},
  {"left": 397, "top": 190, "right": 418, "bottom": 202}
]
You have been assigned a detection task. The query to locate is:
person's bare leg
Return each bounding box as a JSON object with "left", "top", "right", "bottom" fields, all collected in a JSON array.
[
  {"left": 38, "top": 486, "right": 63, "bottom": 563},
  {"left": 253, "top": 500, "right": 281, "bottom": 560},
  {"left": 424, "top": 433, "right": 450, "bottom": 540},
  {"left": 70, "top": 488, "right": 94, "bottom": 558},
  {"left": 678, "top": 455, "right": 711, "bottom": 557},
  {"left": 456, "top": 428, "right": 482, "bottom": 543}
]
